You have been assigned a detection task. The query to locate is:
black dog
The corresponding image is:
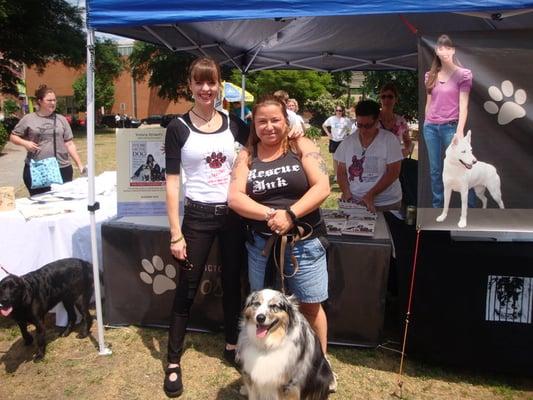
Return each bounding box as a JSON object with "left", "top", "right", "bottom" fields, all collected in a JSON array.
[{"left": 0, "top": 258, "right": 94, "bottom": 361}]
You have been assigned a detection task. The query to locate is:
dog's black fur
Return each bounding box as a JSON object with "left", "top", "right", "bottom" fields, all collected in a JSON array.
[{"left": 0, "top": 258, "right": 94, "bottom": 361}]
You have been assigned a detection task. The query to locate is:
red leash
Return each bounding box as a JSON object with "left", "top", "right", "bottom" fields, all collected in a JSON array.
[{"left": 397, "top": 227, "right": 422, "bottom": 397}]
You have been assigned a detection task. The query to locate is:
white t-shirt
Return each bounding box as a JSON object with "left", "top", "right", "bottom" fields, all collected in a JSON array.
[
  {"left": 287, "top": 109, "right": 305, "bottom": 130},
  {"left": 323, "top": 115, "right": 352, "bottom": 142},
  {"left": 334, "top": 129, "right": 403, "bottom": 206}
]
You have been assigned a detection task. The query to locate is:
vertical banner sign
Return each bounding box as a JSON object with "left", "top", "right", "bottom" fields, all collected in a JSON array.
[{"left": 417, "top": 30, "right": 533, "bottom": 232}]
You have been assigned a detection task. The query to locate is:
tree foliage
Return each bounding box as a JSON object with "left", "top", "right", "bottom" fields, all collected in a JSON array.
[
  {"left": 230, "top": 69, "right": 333, "bottom": 110},
  {"left": 72, "top": 39, "right": 125, "bottom": 112},
  {"left": 128, "top": 42, "right": 196, "bottom": 101},
  {"left": 2, "top": 98, "right": 20, "bottom": 116},
  {"left": 0, "top": 0, "right": 85, "bottom": 94},
  {"left": 361, "top": 70, "right": 419, "bottom": 121}
]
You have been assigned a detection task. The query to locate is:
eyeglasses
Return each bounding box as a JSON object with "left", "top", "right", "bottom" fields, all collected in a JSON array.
[
  {"left": 380, "top": 94, "right": 394, "bottom": 100},
  {"left": 356, "top": 121, "right": 376, "bottom": 129},
  {"left": 335, "top": 109, "right": 343, "bottom": 112}
]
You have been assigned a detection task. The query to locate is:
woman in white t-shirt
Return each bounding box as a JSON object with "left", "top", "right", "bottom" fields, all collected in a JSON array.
[
  {"left": 334, "top": 100, "right": 402, "bottom": 212},
  {"left": 322, "top": 105, "right": 353, "bottom": 178},
  {"left": 163, "top": 57, "right": 249, "bottom": 397}
]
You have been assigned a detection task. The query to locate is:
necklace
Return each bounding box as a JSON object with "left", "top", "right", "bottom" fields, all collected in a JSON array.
[
  {"left": 190, "top": 108, "right": 216, "bottom": 124},
  {"left": 359, "top": 132, "right": 376, "bottom": 157}
]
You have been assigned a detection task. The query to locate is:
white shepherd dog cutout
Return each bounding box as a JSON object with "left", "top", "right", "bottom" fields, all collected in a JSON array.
[{"left": 436, "top": 130, "right": 504, "bottom": 228}]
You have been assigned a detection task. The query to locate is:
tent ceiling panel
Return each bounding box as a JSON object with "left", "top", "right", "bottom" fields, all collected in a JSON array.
[{"left": 98, "top": 11, "right": 533, "bottom": 72}]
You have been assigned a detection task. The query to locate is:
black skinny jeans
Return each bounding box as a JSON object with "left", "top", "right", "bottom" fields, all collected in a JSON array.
[
  {"left": 167, "top": 206, "right": 246, "bottom": 364},
  {"left": 23, "top": 163, "right": 73, "bottom": 196}
]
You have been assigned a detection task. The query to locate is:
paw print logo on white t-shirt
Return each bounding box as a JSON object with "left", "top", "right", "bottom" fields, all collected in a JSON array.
[{"left": 483, "top": 80, "right": 527, "bottom": 125}]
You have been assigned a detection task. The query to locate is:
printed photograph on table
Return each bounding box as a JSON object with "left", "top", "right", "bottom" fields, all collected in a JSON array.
[{"left": 417, "top": 30, "right": 533, "bottom": 233}]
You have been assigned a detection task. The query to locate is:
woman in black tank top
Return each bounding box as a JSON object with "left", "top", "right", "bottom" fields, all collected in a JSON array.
[{"left": 228, "top": 95, "right": 332, "bottom": 356}]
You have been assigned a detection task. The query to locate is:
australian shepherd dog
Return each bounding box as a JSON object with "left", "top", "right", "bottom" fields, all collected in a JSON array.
[{"left": 237, "top": 289, "right": 333, "bottom": 400}]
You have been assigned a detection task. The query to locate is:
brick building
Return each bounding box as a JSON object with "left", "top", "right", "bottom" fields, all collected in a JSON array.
[{"left": 23, "top": 42, "right": 191, "bottom": 121}]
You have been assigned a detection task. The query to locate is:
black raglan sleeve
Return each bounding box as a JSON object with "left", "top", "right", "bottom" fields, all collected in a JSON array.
[
  {"left": 229, "top": 113, "right": 250, "bottom": 146},
  {"left": 164, "top": 118, "right": 190, "bottom": 174}
]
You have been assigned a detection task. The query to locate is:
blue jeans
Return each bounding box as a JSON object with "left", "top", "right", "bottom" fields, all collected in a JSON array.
[
  {"left": 423, "top": 122, "right": 476, "bottom": 208},
  {"left": 246, "top": 232, "right": 328, "bottom": 303},
  {"left": 423, "top": 122, "right": 456, "bottom": 208}
]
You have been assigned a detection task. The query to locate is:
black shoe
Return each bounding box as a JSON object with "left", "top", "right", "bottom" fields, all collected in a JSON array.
[
  {"left": 163, "top": 366, "right": 183, "bottom": 398},
  {"left": 223, "top": 348, "right": 238, "bottom": 368}
]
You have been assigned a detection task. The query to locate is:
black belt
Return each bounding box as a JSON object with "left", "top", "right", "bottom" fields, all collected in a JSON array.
[{"left": 184, "top": 198, "right": 229, "bottom": 216}]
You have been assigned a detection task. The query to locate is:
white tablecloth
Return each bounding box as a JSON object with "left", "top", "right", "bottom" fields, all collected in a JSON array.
[{"left": 0, "top": 172, "right": 117, "bottom": 325}]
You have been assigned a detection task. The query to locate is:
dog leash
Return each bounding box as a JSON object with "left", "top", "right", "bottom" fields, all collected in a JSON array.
[{"left": 261, "top": 222, "right": 312, "bottom": 294}]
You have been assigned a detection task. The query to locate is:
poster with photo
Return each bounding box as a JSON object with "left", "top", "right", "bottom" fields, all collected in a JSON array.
[
  {"left": 417, "top": 30, "right": 533, "bottom": 233},
  {"left": 129, "top": 141, "right": 166, "bottom": 186},
  {"left": 116, "top": 128, "right": 168, "bottom": 217}
]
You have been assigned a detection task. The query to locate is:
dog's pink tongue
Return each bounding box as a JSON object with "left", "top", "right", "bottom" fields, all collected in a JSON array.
[
  {"left": 256, "top": 325, "right": 268, "bottom": 338},
  {"left": 1, "top": 306, "right": 12, "bottom": 317}
]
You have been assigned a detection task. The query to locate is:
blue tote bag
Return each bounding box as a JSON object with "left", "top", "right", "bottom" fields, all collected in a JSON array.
[{"left": 30, "top": 114, "right": 63, "bottom": 189}]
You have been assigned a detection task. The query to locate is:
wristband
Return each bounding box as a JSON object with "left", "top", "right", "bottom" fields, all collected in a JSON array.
[
  {"left": 170, "top": 235, "right": 184, "bottom": 244},
  {"left": 285, "top": 207, "right": 298, "bottom": 224}
]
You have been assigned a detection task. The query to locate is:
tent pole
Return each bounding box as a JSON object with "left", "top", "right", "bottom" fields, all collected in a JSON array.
[
  {"left": 241, "top": 73, "right": 246, "bottom": 120},
  {"left": 86, "top": 28, "right": 112, "bottom": 356}
]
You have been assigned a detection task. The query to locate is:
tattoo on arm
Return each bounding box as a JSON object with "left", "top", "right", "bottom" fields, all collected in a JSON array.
[
  {"left": 304, "top": 151, "right": 327, "bottom": 175},
  {"left": 231, "top": 153, "right": 247, "bottom": 181}
]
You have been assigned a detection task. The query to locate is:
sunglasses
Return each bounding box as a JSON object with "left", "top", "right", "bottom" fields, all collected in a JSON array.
[
  {"left": 174, "top": 256, "right": 194, "bottom": 271},
  {"left": 356, "top": 121, "right": 376, "bottom": 129},
  {"left": 380, "top": 94, "right": 395, "bottom": 100},
  {"left": 335, "top": 109, "right": 343, "bottom": 112}
]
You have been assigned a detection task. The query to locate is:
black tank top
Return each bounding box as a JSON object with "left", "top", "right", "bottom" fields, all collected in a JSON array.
[{"left": 246, "top": 148, "right": 325, "bottom": 235}]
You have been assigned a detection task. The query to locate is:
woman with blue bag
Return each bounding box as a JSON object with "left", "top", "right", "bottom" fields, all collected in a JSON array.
[{"left": 10, "top": 85, "right": 84, "bottom": 196}]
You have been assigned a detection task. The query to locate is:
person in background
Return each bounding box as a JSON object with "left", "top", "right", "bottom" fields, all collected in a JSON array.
[
  {"left": 163, "top": 57, "right": 248, "bottom": 398},
  {"left": 424, "top": 34, "right": 473, "bottom": 208},
  {"left": 10, "top": 84, "right": 84, "bottom": 196},
  {"left": 287, "top": 97, "right": 305, "bottom": 128},
  {"left": 378, "top": 82, "right": 412, "bottom": 158},
  {"left": 231, "top": 102, "right": 252, "bottom": 125},
  {"left": 335, "top": 100, "right": 402, "bottom": 213},
  {"left": 273, "top": 90, "right": 305, "bottom": 134},
  {"left": 228, "top": 94, "right": 336, "bottom": 392},
  {"left": 322, "top": 105, "right": 352, "bottom": 179}
]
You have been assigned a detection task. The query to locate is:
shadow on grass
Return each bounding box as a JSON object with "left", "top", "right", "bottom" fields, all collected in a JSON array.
[
  {"left": 215, "top": 378, "right": 244, "bottom": 400},
  {"left": 0, "top": 314, "right": 89, "bottom": 373}
]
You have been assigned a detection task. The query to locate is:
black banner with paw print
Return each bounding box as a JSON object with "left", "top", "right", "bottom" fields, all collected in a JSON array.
[{"left": 417, "top": 30, "right": 533, "bottom": 233}]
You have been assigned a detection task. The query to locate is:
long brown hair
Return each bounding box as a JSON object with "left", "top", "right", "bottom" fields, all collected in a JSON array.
[
  {"left": 425, "top": 34, "right": 462, "bottom": 93},
  {"left": 246, "top": 95, "right": 293, "bottom": 165},
  {"left": 188, "top": 57, "right": 221, "bottom": 85}
]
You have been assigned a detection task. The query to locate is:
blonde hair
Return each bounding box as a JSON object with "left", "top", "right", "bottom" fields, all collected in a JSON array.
[{"left": 287, "top": 98, "right": 299, "bottom": 111}]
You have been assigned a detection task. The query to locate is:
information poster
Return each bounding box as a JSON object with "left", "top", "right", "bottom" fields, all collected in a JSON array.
[{"left": 116, "top": 128, "right": 168, "bottom": 217}]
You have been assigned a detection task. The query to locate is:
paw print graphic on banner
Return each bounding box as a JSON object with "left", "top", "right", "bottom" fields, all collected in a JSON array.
[
  {"left": 205, "top": 151, "right": 227, "bottom": 169},
  {"left": 484, "top": 80, "right": 527, "bottom": 125},
  {"left": 139, "top": 255, "right": 177, "bottom": 295}
]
